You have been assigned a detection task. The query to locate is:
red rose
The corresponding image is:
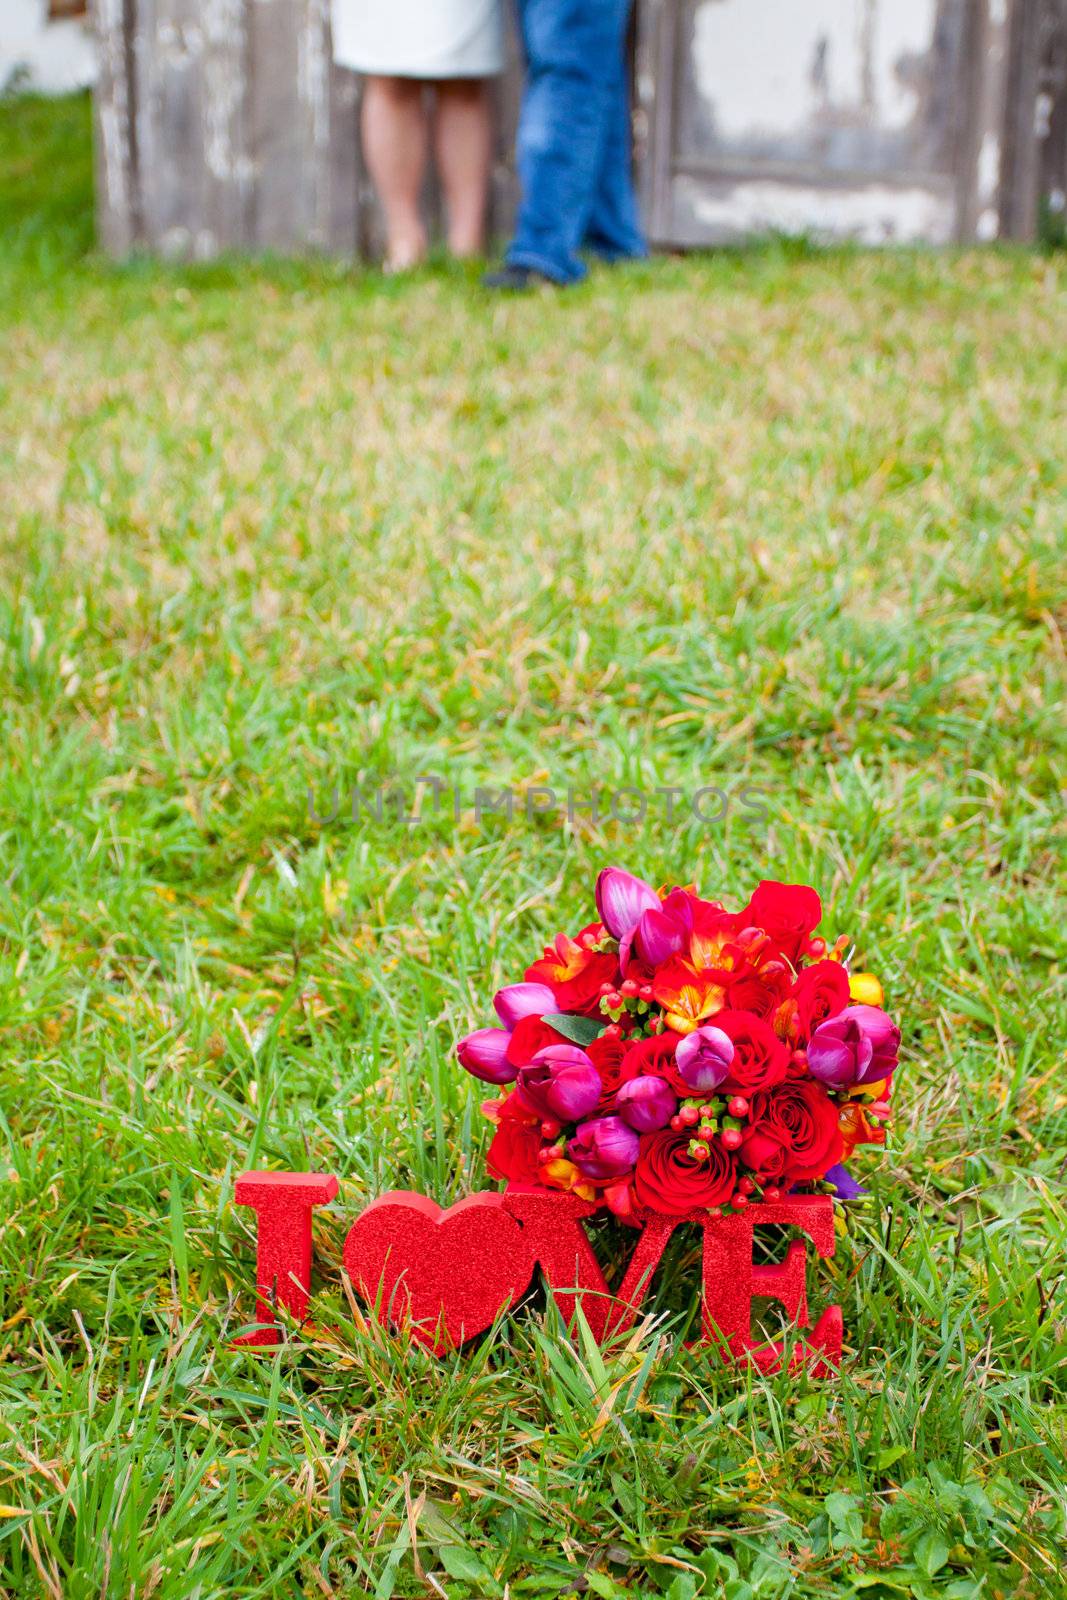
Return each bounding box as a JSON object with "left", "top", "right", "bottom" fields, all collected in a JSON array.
[
  {"left": 486, "top": 1117, "right": 542, "bottom": 1185},
  {"left": 722, "top": 959, "right": 792, "bottom": 1019},
  {"left": 744, "top": 880, "right": 822, "bottom": 965},
  {"left": 618, "top": 1031, "right": 688, "bottom": 1096},
  {"left": 633, "top": 1127, "right": 736, "bottom": 1215},
  {"left": 587, "top": 1032, "right": 630, "bottom": 1111},
  {"left": 715, "top": 1010, "right": 790, "bottom": 1096},
  {"left": 505, "top": 1013, "right": 567, "bottom": 1068},
  {"left": 776, "top": 960, "right": 850, "bottom": 1045},
  {"left": 742, "top": 1080, "right": 843, "bottom": 1185},
  {"left": 526, "top": 925, "right": 618, "bottom": 1015}
]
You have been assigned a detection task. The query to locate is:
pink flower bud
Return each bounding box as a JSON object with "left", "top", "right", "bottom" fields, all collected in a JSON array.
[
  {"left": 568, "top": 1115, "right": 640, "bottom": 1179},
  {"left": 675, "top": 1025, "right": 734, "bottom": 1092},
  {"left": 807, "top": 1005, "right": 900, "bottom": 1089},
  {"left": 493, "top": 982, "right": 557, "bottom": 1030},
  {"left": 516, "top": 1044, "right": 601, "bottom": 1122},
  {"left": 594, "top": 867, "right": 660, "bottom": 938},
  {"left": 456, "top": 1028, "right": 518, "bottom": 1085},
  {"left": 615, "top": 1074, "right": 676, "bottom": 1132}
]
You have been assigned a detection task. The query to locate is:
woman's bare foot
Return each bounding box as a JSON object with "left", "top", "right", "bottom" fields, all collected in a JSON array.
[{"left": 384, "top": 231, "right": 428, "bottom": 273}]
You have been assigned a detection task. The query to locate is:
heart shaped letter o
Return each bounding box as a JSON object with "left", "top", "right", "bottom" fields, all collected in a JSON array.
[{"left": 344, "top": 1191, "right": 535, "bottom": 1354}]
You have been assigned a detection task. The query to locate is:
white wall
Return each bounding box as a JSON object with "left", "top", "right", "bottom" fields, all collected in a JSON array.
[{"left": 1, "top": 0, "right": 97, "bottom": 93}]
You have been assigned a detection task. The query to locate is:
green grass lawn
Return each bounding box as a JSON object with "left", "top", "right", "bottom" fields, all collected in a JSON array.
[{"left": 1, "top": 90, "right": 1066, "bottom": 1598}]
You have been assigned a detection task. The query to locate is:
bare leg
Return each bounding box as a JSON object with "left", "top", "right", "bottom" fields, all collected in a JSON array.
[
  {"left": 361, "top": 75, "right": 428, "bottom": 269},
  {"left": 433, "top": 78, "right": 493, "bottom": 257}
]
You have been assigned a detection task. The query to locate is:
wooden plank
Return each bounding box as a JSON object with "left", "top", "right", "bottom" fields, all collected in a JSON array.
[
  {"left": 298, "top": 0, "right": 334, "bottom": 248},
  {"left": 637, "top": 0, "right": 680, "bottom": 245},
  {"left": 90, "top": 0, "right": 139, "bottom": 253},
  {"left": 999, "top": 0, "right": 1046, "bottom": 236},
  {"left": 202, "top": 0, "right": 252, "bottom": 248},
  {"left": 249, "top": 0, "right": 337, "bottom": 251},
  {"left": 248, "top": 0, "right": 311, "bottom": 250},
  {"left": 1037, "top": 0, "right": 1067, "bottom": 234},
  {"left": 956, "top": 0, "right": 1014, "bottom": 241},
  {"left": 328, "top": 60, "right": 360, "bottom": 254},
  {"left": 135, "top": 0, "right": 215, "bottom": 257}
]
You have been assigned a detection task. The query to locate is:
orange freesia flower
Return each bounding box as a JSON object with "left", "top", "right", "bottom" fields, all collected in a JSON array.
[
  {"left": 650, "top": 958, "right": 727, "bottom": 1034},
  {"left": 837, "top": 1101, "right": 886, "bottom": 1161},
  {"left": 525, "top": 926, "right": 617, "bottom": 1013},
  {"left": 540, "top": 1157, "right": 597, "bottom": 1203}
]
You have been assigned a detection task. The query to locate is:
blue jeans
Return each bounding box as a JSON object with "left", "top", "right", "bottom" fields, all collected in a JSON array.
[{"left": 506, "top": 0, "right": 647, "bottom": 283}]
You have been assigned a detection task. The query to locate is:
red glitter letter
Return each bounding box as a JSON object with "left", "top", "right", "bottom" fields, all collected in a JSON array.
[
  {"left": 233, "top": 1170, "right": 339, "bottom": 1346},
  {"left": 700, "top": 1196, "right": 842, "bottom": 1373}
]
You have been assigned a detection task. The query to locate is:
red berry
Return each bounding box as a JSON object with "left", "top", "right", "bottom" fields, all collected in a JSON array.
[
  {"left": 737, "top": 1176, "right": 755, "bottom": 1195},
  {"left": 721, "top": 1127, "right": 743, "bottom": 1151},
  {"left": 639, "top": 985, "right": 654, "bottom": 1001},
  {"left": 599, "top": 981, "right": 615, "bottom": 996},
  {"left": 730, "top": 1191, "right": 748, "bottom": 1209},
  {"left": 764, "top": 1186, "right": 782, "bottom": 1203},
  {"left": 603, "top": 1023, "right": 622, "bottom": 1041},
  {"left": 648, "top": 1015, "right": 662, "bottom": 1033},
  {"left": 727, "top": 1096, "right": 749, "bottom": 1118},
  {"left": 605, "top": 991, "right": 621, "bottom": 1009},
  {"left": 540, "top": 1119, "right": 561, "bottom": 1138},
  {"left": 679, "top": 1103, "right": 700, "bottom": 1127},
  {"left": 670, "top": 1114, "right": 684, "bottom": 1131},
  {"left": 548, "top": 1142, "right": 565, "bottom": 1160},
  {"left": 620, "top": 978, "right": 639, "bottom": 997},
  {"left": 808, "top": 937, "right": 826, "bottom": 957}
]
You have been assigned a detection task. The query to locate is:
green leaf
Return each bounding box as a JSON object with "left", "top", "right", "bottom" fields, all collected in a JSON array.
[
  {"left": 875, "top": 1444, "right": 909, "bottom": 1473},
  {"left": 584, "top": 1574, "right": 626, "bottom": 1599},
  {"left": 542, "top": 1012, "right": 603, "bottom": 1046},
  {"left": 824, "top": 1491, "right": 865, "bottom": 1548},
  {"left": 438, "top": 1544, "right": 495, "bottom": 1588},
  {"left": 915, "top": 1529, "right": 950, "bottom": 1578}
]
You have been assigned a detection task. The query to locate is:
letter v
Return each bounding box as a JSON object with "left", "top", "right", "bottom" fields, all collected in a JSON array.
[{"left": 502, "top": 1191, "right": 680, "bottom": 1345}]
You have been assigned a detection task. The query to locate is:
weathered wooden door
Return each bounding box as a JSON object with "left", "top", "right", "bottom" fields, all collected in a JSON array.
[{"left": 635, "top": 0, "right": 1054, "bottom": 245}]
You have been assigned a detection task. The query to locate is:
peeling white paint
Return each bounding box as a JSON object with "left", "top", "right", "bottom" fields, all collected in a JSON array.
[
  {"left": 1, "top": 0, "right": 96, "bottom": 93},
  {"left": 203, "top": 0, "right": 245, "bottom": 181},
  {"left": 688, "top": 177, "right": 954, "bottom": 244},
  {"left": 976, "top": 131, "right": 1000, "bottom": 205},
  {"left": 690, "top": 0, "right": 937, "bottom": 143}
]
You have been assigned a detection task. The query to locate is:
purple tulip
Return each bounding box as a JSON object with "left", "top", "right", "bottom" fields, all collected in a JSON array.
[
  {"left": 616, "top": 1074, "right": 676, "bottom": 1132},
  {"left": 595, "top": 867, "right": 660, "bottom": 940},
  {"left": 456, "top": 1028, "right": 517, "bottom": 1085},
  {"left": 569, "top": 1115, "right": 640, "bottom": 1180},
  {"left": 493, "top": 982, "right": 557, "bottom": 1030},
  {"left": 516, "top": 1044, "right": 601, "bottom": 1122},
  {"left": 675, "top": 1025, "right": 735, "bottom": 1092},
  {"left": 825, "top": 1163, "right": 868, "bottom": 1199},
  {"left": 632, "top": 887, "right": 693, "bottom": 967},
  {"left": 807, "top": 1005, "right": 900, "bottom": 1089}
]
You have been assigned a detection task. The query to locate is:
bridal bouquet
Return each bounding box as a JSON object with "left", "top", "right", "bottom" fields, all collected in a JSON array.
[{"left": 456, "top": 870, "right": 898, "bottom": 1220}]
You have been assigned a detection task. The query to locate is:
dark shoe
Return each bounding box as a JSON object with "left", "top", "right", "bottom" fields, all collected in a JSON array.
[{"left": 482, "top": 264, "right": 555, "bottom": 291}]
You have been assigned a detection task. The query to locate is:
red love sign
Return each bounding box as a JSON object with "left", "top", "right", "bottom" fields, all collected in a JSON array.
[
  {"left": 343, "top": 1192, "right": 535, "bottom": 1354},
  {"left": 233, "top": 1172, "right": 843, "bottom": 1374}
]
